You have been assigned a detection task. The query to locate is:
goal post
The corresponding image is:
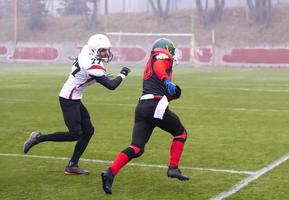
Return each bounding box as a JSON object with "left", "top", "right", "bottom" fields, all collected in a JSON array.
[{"left": 106, "top": 32, "right": 195, "bottom": 65}]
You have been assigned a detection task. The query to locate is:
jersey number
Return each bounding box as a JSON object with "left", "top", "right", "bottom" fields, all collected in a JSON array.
[{"left": 71, "top": 58, "right": 80, "bottom": 77}]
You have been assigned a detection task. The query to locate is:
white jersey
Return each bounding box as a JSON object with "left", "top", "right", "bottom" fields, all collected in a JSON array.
[{"left": 59, "top": 45, "right": 107, "bottom": 100}]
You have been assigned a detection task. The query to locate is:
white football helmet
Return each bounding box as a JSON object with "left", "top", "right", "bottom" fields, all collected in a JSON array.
[{"left": 87, "top": 34, "right": 113, "bottom": 62}]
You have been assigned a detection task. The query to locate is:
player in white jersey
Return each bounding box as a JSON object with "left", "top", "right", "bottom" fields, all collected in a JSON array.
[{"left": 23, "top": 34, "right": 131, "bottom": 175}]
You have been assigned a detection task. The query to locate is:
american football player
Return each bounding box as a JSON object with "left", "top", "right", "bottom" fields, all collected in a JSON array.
[
  {"left": 101, "top": 38, "right": 188, "bottom": 194},
  {"left": 23, "top": 34, "right": 131, "bottom": 175}
]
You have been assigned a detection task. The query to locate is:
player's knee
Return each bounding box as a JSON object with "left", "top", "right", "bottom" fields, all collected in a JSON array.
[
  {"left": 173, "top": 130, "right": 187, "bottom": 144},
  {"left": 70, "top": 129, "right": 82, "bottom": 140},
  {"left": 86, "top": 126, "right": 94, "bottom": 137},
  {"left": 122, "top": 145, "right": 144, "bottom": 159},
  {"left": 135, "top": 149, "right": 144, "bottom": 158},
  {"left": 131, "top": 144, "right": 144, "bottom": 158},
  {"left": 83, "top": 119, "right": 94, "bottom": 137}
]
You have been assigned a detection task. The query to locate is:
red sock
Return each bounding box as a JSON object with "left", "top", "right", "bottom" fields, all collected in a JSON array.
[
  {"left": 169, "top": 140, "right": 184, "bottom": 168},
  {"left": 110, "top": 152, "right": 129, "bottom": 175},
  {"left": 110, "top": 145, "right": 141, "bottom": 175}
]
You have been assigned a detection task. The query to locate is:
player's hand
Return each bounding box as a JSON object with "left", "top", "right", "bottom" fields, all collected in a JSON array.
[
  {"left": 120, "top": 67, "right": 131, "bottom": 77},
  {"left": 164, "top": 79, "right": 176, "bottom": 96},
  {"left": 172, "top": 85, "right": 182, "bottom": 99}
]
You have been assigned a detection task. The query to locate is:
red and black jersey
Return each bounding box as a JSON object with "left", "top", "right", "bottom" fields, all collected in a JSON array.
[{"left": 142, "top": 48, "right": 174, "bottom": 99}]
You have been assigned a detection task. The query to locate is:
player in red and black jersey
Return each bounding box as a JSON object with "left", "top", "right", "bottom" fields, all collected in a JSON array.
[{"left": 101, "top": 38, "right": 189, "bottom": 195}]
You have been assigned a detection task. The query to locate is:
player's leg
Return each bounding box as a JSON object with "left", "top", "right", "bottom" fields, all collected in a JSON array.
[
  {"left": 101, "top": 102, "right": 155, "bottom": 194},
  {"left": 65, "top": 102, "right": 94, "bottom": 175},
  {"left": 23, "top": 98, "right": 81, "bottom": 154},
  {"left": 101, "top": 120, "right": 154, "bottom": 194},
  {"left": 101, "top": 101, "right": 156, "bottom": 194},
  {"left": 156, "top": 108, "right": 189, "bottom": 180},
  {"left": 110, "top": 120, "right": 153, "bottom": 175}
]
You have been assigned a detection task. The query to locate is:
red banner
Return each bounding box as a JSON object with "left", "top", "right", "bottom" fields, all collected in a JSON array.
[
  {"left": 1, "top": 43, "right": 289, "bottom": 66},
  {"left": 223, "top": 48, "right": 289, "bottom": 64},
  {"left": 10, "top": 47, "right": 58, "bottom": 60},
  {"left": 0, "top": 46, "right": 7, "bottom": 55}
]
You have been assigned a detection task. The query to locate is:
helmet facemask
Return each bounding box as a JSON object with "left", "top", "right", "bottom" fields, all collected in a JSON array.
[
  {"left": 96, "top": 48, "right": 113, "bottom": 63},
  {"left": 165, "top": 44, "right": 175, "bottom": 57},
  {"left": 173, "top": 48, "right": 182, "bottom": 66}
]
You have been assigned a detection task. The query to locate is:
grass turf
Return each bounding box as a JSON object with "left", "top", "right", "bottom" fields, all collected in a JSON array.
[{"left": 0, "top": 64, "right": 289, "bottom": 200}]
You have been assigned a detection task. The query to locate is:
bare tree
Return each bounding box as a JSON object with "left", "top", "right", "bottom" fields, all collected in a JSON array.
[
  {"left": 172, "top": 0, "right": 177, "bottom": 9},
  {"left": 86, "top": 0, "right": 99, "bottom": 28},
  {"left": 213, "top": 0, "right": 226, "bottom": 20},
  {"left": 26, "top": 0, "right": 48, "bottom": 30},
  {"left": 59, "top": 0, "right": 88, "bottom": 15},
  {"left": 247, "top": 0, "right": 272, "bottom": 26},
  {"left": 148, "top": 0, "right": 171, "bottom": 21},
  {"left": 196, "top": 0, "right": 207, "bottom": 26},
  {"left": 0, "top": 0, "right": 12, "bottom": 18},
  {"left": 60, "top": 0, "right": 100, "bottom": 28},
  {"left": 104, "top": 0, "right": 108, "bottom": 15},
  {"left": 196, "top": 0, "right": 226, "bottom": 26}
]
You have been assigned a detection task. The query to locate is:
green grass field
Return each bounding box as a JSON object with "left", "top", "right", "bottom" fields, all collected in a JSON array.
[{"left": 0, "top": 64, "right": 289, "bottom": 200}]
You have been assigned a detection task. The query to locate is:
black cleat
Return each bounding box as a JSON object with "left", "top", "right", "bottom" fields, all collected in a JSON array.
[
  {"left": 64, "top": 166, "right": 90, "bottom": 175},
  {"left": 23, "top": 131, "right": 41, "bottom": 154},
  {"left": 167, "top": 167, "right": 189, "bottom": 181},
  {"left": 101, "top": 168, "right": 114, "bottom": 194}
]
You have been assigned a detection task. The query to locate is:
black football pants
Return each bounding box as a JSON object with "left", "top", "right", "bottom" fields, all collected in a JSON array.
[
  {"left": 131, "top": 99, "right": 185, "bottom": 149},
  {"left": 37, "top": 97, "right": 94, "bottom": 164}
]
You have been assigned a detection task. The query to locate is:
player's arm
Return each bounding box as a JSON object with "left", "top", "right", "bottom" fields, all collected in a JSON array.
[
  {"left": 92, "top": 75, "right": 122, "bottom": 90},
  {"left": 152, "top": 58, "right": 170, "bottom": 81},
  {"left": 153, "top": 56, "right": 181, "bottom": 99},
  {"left": 91, "top": 67, "right": 131, "bottom": 90}
]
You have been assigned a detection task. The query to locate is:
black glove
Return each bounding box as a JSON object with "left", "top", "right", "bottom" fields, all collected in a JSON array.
[
  {"left": 120, "top": 67, "right": 131, "bottom": 77},
  {"left": 172, "top": 85, "right": 182, "bottom": 99}
]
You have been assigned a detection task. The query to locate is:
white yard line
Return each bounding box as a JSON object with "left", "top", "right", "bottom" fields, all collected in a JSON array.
[
  {"left": 1, "top": 97, "right": 289, "bottom": 113},
  {"left": 210, "top": 153, "right": 289, "bottom": 200},
  {"left": 183, "top": 86, "right": 289, "bottom": 93},
  {"left": 0, "top": 153, "right": 254, "bottom": 175}
]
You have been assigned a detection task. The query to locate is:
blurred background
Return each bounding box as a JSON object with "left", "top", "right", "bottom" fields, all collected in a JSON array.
[{"left": 1, "top": 0, "right": 289, "bottom": 66}]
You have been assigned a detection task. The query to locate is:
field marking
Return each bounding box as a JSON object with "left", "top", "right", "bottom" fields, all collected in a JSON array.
[
  {"left": 1, "top": 97, "right": 289, "bottom": 113},
  {"left": 0, "top": 153, "right": 254, "bottom": 175},
  {"left": 183, "top": 86, "right": 289, "bottom": 93},
  {"left": 210, "top": 153, "right": 289, "bottom": 200}
]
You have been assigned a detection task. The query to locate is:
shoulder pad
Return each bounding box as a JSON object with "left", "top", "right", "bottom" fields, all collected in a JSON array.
[
  {"left": 154, "top": 53, "right": 169, "bottom": 60},
  {"left": 87, "top": 68, "right": 106, "bottom": 77}
]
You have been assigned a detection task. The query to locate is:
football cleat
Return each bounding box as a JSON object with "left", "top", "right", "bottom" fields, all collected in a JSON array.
[
  {"left": 101, "top": 168, "right": 114, "bottom": 194},
  {"left": 167, "top": 167, "right": 189, "bottom": 181},
  {"left": 23, "top": 131, "right": 41, "bottom": 154},
  {"left": 64, "top": 166, "right": 90, "bottom": 175}
]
